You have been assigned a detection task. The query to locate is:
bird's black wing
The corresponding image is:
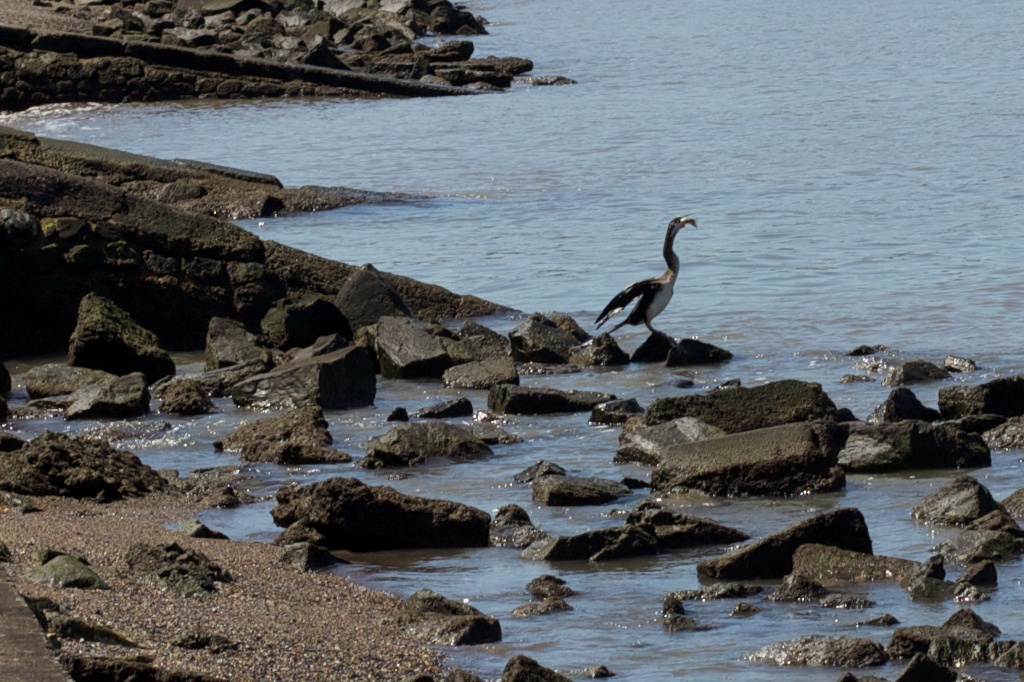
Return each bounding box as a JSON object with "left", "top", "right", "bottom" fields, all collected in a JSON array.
[{"left": 595, "top": 278, "right": 659, "bottom": 328}]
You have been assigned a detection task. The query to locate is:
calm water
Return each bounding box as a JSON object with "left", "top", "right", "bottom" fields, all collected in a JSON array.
[{"left": 4, "top": 0, "right": 1024, "bottom": 679}]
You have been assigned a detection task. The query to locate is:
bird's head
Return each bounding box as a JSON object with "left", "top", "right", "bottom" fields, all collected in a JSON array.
[{"left": 668, "top": 216, "right": 697, "bottom": 234}]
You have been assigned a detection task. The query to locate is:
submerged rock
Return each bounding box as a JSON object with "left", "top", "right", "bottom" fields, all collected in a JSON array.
[
  {"left": 362, "top": 421, "right": 492, "bottom": 468},
  {"left": 625, "top": 500, "right": 749, "bottom": 549},
  {"left": 746, "top": 634, "right": 887, "bottom": 667}
]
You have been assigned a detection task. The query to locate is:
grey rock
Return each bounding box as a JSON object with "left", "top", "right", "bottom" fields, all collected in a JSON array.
[
  {"left": 65, "top": 371, "right": 150, "bottom": 420},
  {"left": 179, "top": 519, "right": 229, "bottom": 539},
  {"left": 125, "top": 541, "right": 231, "bottom": 596},
  {"left": 936, "top": 528, "right": 1024, "bottom": 565},
  {"left": 260, "top": 295, "right": 351, "bottom": 351},
  {"left": 439, "top": 320, "right": 510, "bottom": 364},
  {"left": 443, "top": 355, "right": 518, "bottom": 389},
  {"left": 413, "top": 396, "right": 474, "bottom": 418},
  {"left": 333, "top": 263, "right": 412, "bottom": 329},
  {"left": 590, "top": 398, "right": 644, "bottom": 425},
  {"left": 765, "top": 574, "right": 829, "bottom": 602},
  {"left": 891, "top": 653, "right": 958, "bottom": 682},
  {"left": 625, "top": 500, "right": 749, "bottom": 548},
  {"left": 362, "top": 421, "right": 491, "bottom": 468},
  {"left": 24, "top": 364, "right": 116, "bottom": 398},
  {"left": 614, "top": 417, "right": 725, "bottom": 465},
  {"left": 958, "top": 559, "right": 997, "bottom": 586},
  {"left": 526, "top": 574, "right": 576, "bottom": 599},
  {"left": 667, "top": 583, "right": 763, "bottom": 601},
  {"left": 867, "top": 387, "right": 940, "bottom": 423},
  {"left": 204, "top": 316, "right": 273, "bottom": 370},
  {"left": 746, "top": 634, "right": 887, "bottom": 667},
  {"left": 509, "top": 313, "right": 587, "bottom": 364},
  {"left": 217, "top": 405, "right": 351, "bottom": 464},
  {"left": 375, "top": 316, "right": 453, "bottom": 379},
  {"left": 984, "top": 415, "right": 1024, "bottom": 450},
  {"left": 938, "top": 375, "right": 1024, "bottom": 419},
  {"left": 278, "top": 542, "right": 343, "bottom": 571},
  {"left": 488, "top": 384, "right": 615, "bottom": 415},
  {"left": 944, "top": 355, "right": 977, "bottom": 373},
  {"left": 521, "top": 525, "right": 658, "bottom": 562},
  {"left": 511, "top": 597, "right": 573, "bottom": 618},
  {"left": 791, "top": 543, "right": 922, "bottom": 583},
  {"left": 490, "top": 504, "right": 547, "bottom": 549},
  {"left": 1002, "top": 486, "right": 1024, "bottom": 518},
  {"left": 156, "top": 377, "right": 214, "bottom": 415},
  {"left": 531, "top": 474, "right": 631, "bottom": 506},
  {"left": 514, "top": 460, "right": 568, "bottom": 483},
  {"left": 839, "top": 420, "right": 990, "bottom": 472},
  {"left": 568, "top": 333, "right": 628, "bottom": 367},
  {"left": 27, "top": 554, "right": 106, "bottom": 590},
  {"left": 401, "top": 589, "right": 501, "bottom": 646},
  {"left": 467, "top": 420, "right": 521, "bottom": 444},
  {"left": 664, "top": 338, "right": 734, "bottom": 366},
  {"left": 882, "top": 359, "right": 950, "bottom": 387},
  {"left": 911, "top": 475, "right": 1000, "bottom": 526},
  {"left": 231, "top": 345, "right": 376, "bottom": 409}
]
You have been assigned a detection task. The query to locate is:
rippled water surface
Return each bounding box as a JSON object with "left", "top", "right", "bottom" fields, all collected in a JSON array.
[{"left": 4, "top": 0, "right": 1024, "bottom": 679}]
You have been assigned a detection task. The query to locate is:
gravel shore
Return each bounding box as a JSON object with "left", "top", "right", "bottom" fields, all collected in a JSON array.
[{"left": 0, "top": 492, "right": 445, "bottom": 681}]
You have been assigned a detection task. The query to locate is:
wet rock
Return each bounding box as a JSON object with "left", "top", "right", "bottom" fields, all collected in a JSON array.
[
  {"left": 515, "top": 460, "right": 568, "bottom": 482},
  {"left": 890, "top": 653, "right": 958, "bottom": 681},
  {"left": 944, "top": 355, "right": 977, "bottom": 373},
  {"left": 401, "top": 589, "right": 501, "bottom": 646},
  {"left": 260, "top": 294, "right": 351, "bottom": 351},
  {"left": 521, "top": 525, "right": 659, "bottom": 562},
  {"left": 650, "top": 421, "right": 847, "bottom": 497},
  {"left": 938, "top": 375, "right": 1024, "bottom": 419},
  {"left": 819, "top": 594, "right": 875, "bottom": 609},
  {"left": 271, "top": 477, "right": 491, "bottom": 550},
  {"left": 958, "top": 559, "right": 996, "bottom": 586},
  {"left": 954, "top": 412, "right": 1006, "bottom": 434},
  {"left": 24, "top": 364, "right": 117, "bottom": 398},
  {"left": 936, "top": 528, "right": 1024, "bottom": 565},
  {"left": 856, "top": 614, "right": 900, "bottom": 628},
  {"left": 568, "top": 333, "right": 628, "bottom": 367},
  {"left": 867, "top": 387, "right": 940, "bottom": 423},
  {"left": 443, "top": 356, "right": 519, "bottom": 390},
  {"left": 375, "top": 316, "right": 453, "bottom": 379},
  {"left": 0, "top": 431, "right": 166, "bottom": 500},
  {"left": 1002, "top": 487, "right": 1024, "bottom": 518},
  {"left": 187, "top": 359, "right": 272, "bottom": 398},
  {"left": 157, "top": 377, "right": 214, "bottom": 415},
  {"left": 667, "top": 583, "right": 763, "bottom": 601},
  {"left": 746, "top": 635, "right": 887, "bottom": 667},
  {"left": 501, "top": 655, "right": 572, "bottom": 682},
  {"left": 984, "top": 415, "right": 1024, "bottom": 450},
  {"left": 509, "top": 313, "right": 587, "bottom": 364},
  {"left": 362, "top": 421, "right": 491, "bottom": 468},
  {"left": 125, "top": 541, "right": 231, "bottom": 596},
  {"left": 531, "top": 474, "right": 631, "bottom": 506},
  {"left": 791, "top": 543, "right": 922, "bottom": 583},
  {"left": 886, "top": 608, "right": 1000, "bottom": 664},
  {"left": 901, "top": 556, "right": 955, "bottom": 601},
  {"left": 526, "top": 574, "right": 576, "bottom": 599},
  {"left": 204, "top": 316, "right": 273, "bottom": 370},
  {"left": 614, "top": 416, "right": 725, "bottom": 465},
  {"left": 994, "top": 641, "right": 1024, "bottom": 670},
  {"left": 27, "top": 554, "right": 106, "bottom": 589},
  {"left": 488, "top": 384, "right": 616, "bottom": 415},
  {"left": 696, "top": 508, "right": 872, "bottom": 581},
  {"left": 645, "top": 379, "right": 837, "bottom": 432},
  {"left": 511, "top": 597, "right": 573, "bottom": 618},
  {"left": 967, "top": 508, "right": 1024, "bottom": 537},
  {"left": 582, "top": 665, "right": 614, "bottom": 679},
  {"left": 911, "top": 475, "right": 1000, "bottom": 526},
  {"left": 231, "top": 345, "right": 376, "bottom": 409},
  {"left": 387, "top": 406, "right": 409, "bottom": 421},
  {"left": 333, "top": 263, "right": 412, "bottom": 329},
  {"left": 490, "top": 504, "right": 548, "bottom": 549},
  {"left": 467, "top": 420, "right": 521, "bottom": 444},
  {"left": 590, "top": 398, "right": 644, "bottom": 425},
  {"left": 730, "top": 602, "right": 760, "bottom": 617},
  {"left": 625, "top": 500, "right": 749, "bottom": 549},
  {"left": 439, "top": 320, "right": 510, "bottom": 364},
  {"left": 278, "top": 542, "right": 343, "bottom": 572},
  {"left": 217, "top": 405, "right": 351, "bottom": 464},
  {"left": 68, "top": 292, "right": 176, "bottom": 383},
  {"left": 766, "top": 574, "right": 829, "bottom": 602},
  {"left": 413, "top": 396, "right": 474, "bottom": 419},
  {"left": 629, "top": 332, "right": 677, "bottom": 363},
  {"left": 838, "top": 420, "right": 990, "bottom": 472},
  {"left": 882, "top": 360, "right": 950, "bottom": 387},
  {"left": 64, "top": 371, "right": 151, "bottom": 420},
  {"left": 664, "top": 338, "right": 734, "bottom": 366}
]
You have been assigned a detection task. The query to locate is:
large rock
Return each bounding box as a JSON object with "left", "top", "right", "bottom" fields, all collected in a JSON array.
[
  {"left": 67, "top": 292, "right": 176, "bottom": 383},
  {"left": 230, "top": 345, "right": 376, "bottom": 409},
  {"left": 28, "top": 554, "right": 107, "bottom": 590},
  {"left": 882, "top": 360, "right": 950, "bottom": 387},
  {"left": 644, "top": 379, "right": 837, "bottom": 432},
  {"left": 746, "top": 635, "right": 887, "bottom": 667},
  {"left": 400, "top": 589, "right": 501, "bottom": 646},
  {"left": 696, "top": 508, "right": 872, "bottom": 580},
  {"left": 375, "top": 315, "right": 453, "bottom": 379},
  {"left": 867, "top": 387, "right": 940, "bottom": 423},
  {"left": 442, "top": 355, "right": 519, "bottom": 389},
  {"left": 501, "top": 655, "right": 572, "bottom": 682},
  {"left": 64, "top": 371, "right": 151, "bottom": 419},
  {"left": 615, "top": 417, "right": 725, "bottom": 465},
  {"left": 24, "top": 364, "right": 117, "bottom": 398},
  {"left": 270, "top": 477, "right": 491, "bottom": 550},
  {"left": 508, "top": 313, "right": 588, "bottom": 364},
  {"left": 260, "top": 295, "right": 351, "bottom": 351},
  {"left": 361, "top": 421, "right": 492, "bottom": 468},
  {"left": 985, "top": 415, "right": 1024, "bottom": 450},
  {"left": 650, "top": 421, "right": 847, "bottom": 497},
  {"left": 911, "top": 475, "right": 1001, "bottom": 526},
  {"left": 125, "top": 541, "right": 231, "bottom": 597},
  {"left": 204, "top": 316, "right": 273, "bottom": 370},
  {"left": 488, "top": 384, "right": 615, "bottom": 415},
  {"left": 791, "top": 543, "right": 922, "bottom": 583},
  {"left": 0, "top": 431, "right": 166, "bottom": 500},
  {"left": 625, "top": 500, "right": 749, "bottom": 549},
  {"left": 664, "top": 338, "right": 734, "bottom": 366},
  {"left": 531, "top": 474, "right": 631, "bottom": 506},
  {"left": 521, "top": 525, "right": 659, "bottom": 563},
  {"left": 938, "top": 375, "right": 1024, "bottom": 419},
  {"left": 438, "top": 320, "right": 510, "bottom": 364},
  {"left": 936, "top": 528, "right": 1024, "bottom": 565},
  {"left": 568, "top": 333, "right": 628, "bottom": 367},
  {"left": 838, "top": 421, "right": 990, "bottom": 472},
  {"left": 216, "top": 406, "right": 351, "bottom": 464},
  {"left": 156, "top": 377, "right": 215, "bottom": 415},
  {"left": 332, "top": 263, "right": 412, "bottom": 329},
  {"left": 886, "top": 608, "right": 1002, "bottom": 665}
]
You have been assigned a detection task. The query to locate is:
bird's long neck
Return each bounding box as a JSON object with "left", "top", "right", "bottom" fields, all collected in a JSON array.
[{"left": 663, "top": 226, "right": 680, "bottom": 279}]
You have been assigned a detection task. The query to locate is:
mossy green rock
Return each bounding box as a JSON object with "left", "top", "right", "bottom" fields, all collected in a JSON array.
[{"left": 28, "top": 554, "right": 106, "bottom": 589}]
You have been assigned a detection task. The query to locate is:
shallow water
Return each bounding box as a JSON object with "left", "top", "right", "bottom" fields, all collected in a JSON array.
[{"left": 4, "top": 0, "right": 1024, "bottom": 679}]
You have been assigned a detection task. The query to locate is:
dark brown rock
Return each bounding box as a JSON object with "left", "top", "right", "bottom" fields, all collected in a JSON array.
[
  {"left": 401, "top": 589, "right": 501, "bottom": 646},
  {"left": 882, "top": 360, "right": 950, "bottom": 387},
  {"left": 501, "top": 654, "right": 572, "bottom": 682},
  {"left": 526, "top": 574, "right": 576, "bottom": 599},
  {"left": 375, "top": 316, "right": 454, "bottom": 379},
  {"left": 531, "top": 474, "right": 631, "bottom": 506},
  {"left": 867, "top": 387, "right": 940, "bottom": 423},
  {"left": 938, "top": 375, "right": 1024, "bottom": 419},
  {"left": 333, "top": 263, "right": 412, "bottom": 328},
  {"left": 791, "top": 544, "right": 921, "bottom": 583},
  {"left": 488, "top": 384, "right": 615, "bottom": 415},
  {"left": 839, "top": 420, "right": 990, "bottom": 472},
  {"left": 509, "top": 313, "right": 587, "bottom": 364},
  {"left": 204, "top": 316, "right": 272, "bottom": 370},
  {"left": 260, "top": 294, "right": 351, "bottom": 351},
  {"left": 156, "top": 377, "right": 214, "bottom": 415},
  {"left": 625, "top": 500, "right": 749, "bottom": 549},
  {"left": 361, "top": 421, "right": 491, "bottom": 468},
  {"left": 910, "top": 475, "right": 1000, "bottom": 526},
  {"left": 216, "top": 405, "right": 351, "bottom": 464},
  {"left": 24, "top": 364, "right": 116, "bottom": 398},
  {"left": 664, "top": 338, "right": 734, "bottom": 366},
  {"left": 230, "top": 345, "right": 376, "bottom": 409},
  {"left": 568, "top": 333, "right": 628, "bottom": 367},
  {"left": 520, "top": 525, "right": 658, "bottom": 563},
  {"left": 64, "top": 371, "right": 151, "bottom": 420},
  {"left": 590, "top": 398, "right": 644, "bottom": 425},
  {"left": 412, "top": 396, "right": 474, "bottom": 419}
]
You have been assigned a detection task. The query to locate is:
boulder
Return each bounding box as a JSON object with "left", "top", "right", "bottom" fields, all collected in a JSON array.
[
  {"left": 867, "top": 387, "right": 940, "bottom": 423},
  {"left": 488, "top": 384, "right": 615, "bottom": 415},
  {"left": 332, "top": 263, "right": 412, "bottom": 329},
  {"left": 442, "top": 356, "right": 518, "bottom": 390},
  {"left": 216, "top": 406, "right": 351, "bottom": 464},
  {"left": 664, "top": 338, "right": 734, "bottom": 366},
  {"left": 936, "top": 528, "right": 1024, "bottom": 565},
  {"left": 501, "top": 655, "right": 572, "bottom": 682},
  {"left": 270, "top": 477, "right": 491, "bottom": 550},
  {"left": 944, "top": 355, "right": 977, "bottom": 373},
  {"left": 838, "top": 421, "right": 990, "bottom": 472},
  {"left": 24, "top": 364, "right": 117, "bottom": 398},
  {"left": 64, "top": 372, "right": 151, "bottom": 419},
  {"left": 650, "top": 421, "right": 847, "bottom": 497},
  {"left": 526, "top": 574, "right": 576, "bottom": 599},
  {"left": 412, "top": 396, "right": 474, "bottom": 419},
  {"left": 490, "top": 504, "right": 548, "bottom": 549},
  {"left": 614, "top": 417, "right": 726, "bottom": 465},
  {"left": 179, "top": 520, "right": 229, "bottom": 540},
  {"left": 125, "top": 542, "right": 231, "bottom": 596},
  {"left": 375, "top": 316, "right": 453, "bottom": 379},
  {"left": 531, "top": 474, "right": 631, "bottom": 506},
  {"left": 438, "top": 320, "right": 510, "bottom": 364},
  {"left": 521, "top": 525, "right": 658, "bottom": 562},
  {"left": 230, "top": 345, "right": 376, "bottom": 409},
  {"left": 886, "top": 609, "right": 1001, "bottom": 665},
  {"left": 260, "top": 295, "right": 351, "bottom": 351},
  {"left": 1001, "top": 487, "right": 1024, "bottom": 518},
  {"left": 644, "top": 379, "right": 837, "bottom": 432},
  {"left": 625, "top": 500, "right": 749, "bottom": 549},
  {"left": 0, "top": 431, "right": 166, "bottom": 500},
  {"left": 791, "top": 544, "right": 922, "bottom": 583},
  {"left": 882, "top": 360, "right": 950, "bottom": 387},
  {"left": 568, "top": 333, "right": 628, "bottom": 367},
  {"left": 204, "top": 316, "right": 273, "bottom": 370},
  {"left": 361, "top": 421, "right": 492, "bottom": 468},
  {"left": 746, "top": 635, "right": 887, "bottom": 667},
  {"left": 938, "top": 375, "right": 1024, "bottom": 419},
  {"left": 590, "top": 398, "right": 644, "bottom": 425},
  {"left": 984, "top": 415, "right": 1024, "bottom": 450},
  {"left": 508, "top": 313, "right": 587, "bottom": 364},
  {"left": 156, "top": 377, "right": 214, "bottom": 415},
  {"left": 910, "top": 475, "right": 1001, "bottom": 526},
  {"left": 27, "top": 554, "right": 107, "bottom": 590},
  {"left": 67, "top": 292, "right": 176, "bottom": 383},
  {"left": 630, "top": 332, "right": 677, "bottom": 363},
  {"left": 400, "top": 589, "right": 501, "bottom": 646},
  {"left": 696, "top": 508, "right": 872, "bottom": 580},
  {"left": 959, "top": 559, "right": 997, "bottom": 586}
]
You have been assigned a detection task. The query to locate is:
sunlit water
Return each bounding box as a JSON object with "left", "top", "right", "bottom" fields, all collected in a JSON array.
[{"left": 4, "top": 0, "right": 1024, "bottom": 679}]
